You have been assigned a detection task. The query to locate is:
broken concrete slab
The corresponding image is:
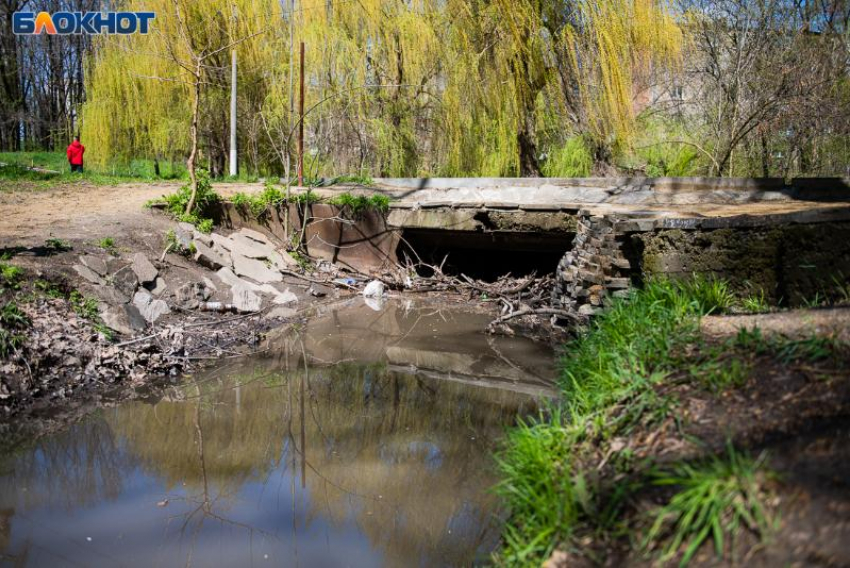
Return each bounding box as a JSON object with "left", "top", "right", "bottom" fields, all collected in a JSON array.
[
  {"left": 192, "top": 231, "right": 214, "bottom": 248},
  {"left": 269, "top": 250, "right": 296, "bottom": 270},
  {"left": 231, "top": 282, "right": 262, "bottom": 313},
  {"left": 215, "top": 267, "right": 262, "bottom": 292},
  {"left": 232, "top": 253, "right": 283, "bottom": 283},
  {"left": 131, "top": 253, "right": 158, "bottom": 285},
  {"left": 237, "top": 227, "right": 272, "bottom": 245},
  {"left": 111, "top": 265, "right": 139, "bottom": 298},
  {"left": 210, "top": 233, "right": 233, "bottom": 252},
  {"left": 79, "top": 255, "right": 108, "bottom": 277},
  {"left": 73, "top": 264, "right": 105, "bottom": 285},
  {"left": 91, "top": 284, "right": 129, "bottom": 305},
  {"left": 229, "top": 233, "right": 277, "bottom": 259},
  {"left": 193, "top": 241, "right": 230, "bottom": 270}
]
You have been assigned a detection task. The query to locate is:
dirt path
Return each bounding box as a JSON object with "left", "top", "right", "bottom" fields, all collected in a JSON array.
[
  {"left": 0, "top": 181, "right": 263, "bottom": 245},
  {"left": 702, "top": 306, "right": 850, "bottom": 342}
]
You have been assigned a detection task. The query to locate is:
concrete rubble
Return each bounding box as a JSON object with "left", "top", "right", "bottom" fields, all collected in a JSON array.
[{"left": 191, "top": 227, "right": 301, "bottom": 313}]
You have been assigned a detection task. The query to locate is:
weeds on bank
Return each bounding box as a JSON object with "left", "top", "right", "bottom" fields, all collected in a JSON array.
[
  {"left": 731, "top": 327, "right": 844, "bottom": 364},
  {"left": 0, "top": 263, "right": 24, "bottom": 291},
  {"left": 328, "top": 192, "right": 391, "bottom": 215},
  {"left": 70, "top": 290, "right": 113, "bottom": 340},
  {"left": 494, "top": 277, "right": 783, "bottom": 566},
  {"left": 146, "top": 168, "right": 218, "bottom": 232},
  {"left": 0, "top": 301, "right": 29, "bottom": 358},
  {"left": 44, "top": 238, "right": 72, "bottom": 252},
  {"left": 644, "top": 447, "right": 774, "bottom": 567},
  {"left": 97, "top": 237, "right": 116, "bottom": 251}
]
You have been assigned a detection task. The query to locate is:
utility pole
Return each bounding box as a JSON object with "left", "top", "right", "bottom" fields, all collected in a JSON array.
[
  {"left": 229, "top": 6, "right": 238, "bottom": 177},
  {"left": 229, "top": 48, "right": 237, "bottom": 177},
  {"left": 297, "top": 41, "right": 305, "bottom": 187}
]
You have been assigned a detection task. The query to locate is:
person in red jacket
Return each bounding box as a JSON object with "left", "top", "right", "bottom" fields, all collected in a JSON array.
[{"left": 67, "top": 136, "right": 85, "bottom": 173}]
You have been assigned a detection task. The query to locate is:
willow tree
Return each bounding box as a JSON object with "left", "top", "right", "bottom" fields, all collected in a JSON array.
[
  {"left": 440, "top": 0, "right": 682, "bottom": 175},
  {"left": 81, "top": 0, "right": 682, "bottom": 180},
  {"left": 81, "top": 0, "right": 278, "bottom": 208}
]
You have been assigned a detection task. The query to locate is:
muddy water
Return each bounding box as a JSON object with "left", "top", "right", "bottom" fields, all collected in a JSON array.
[{"left": 0, "top": 300, "right": 555, "bottom": 567}]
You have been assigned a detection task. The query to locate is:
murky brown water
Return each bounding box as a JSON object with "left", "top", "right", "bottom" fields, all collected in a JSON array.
[{"left": 0, "top": 300, "right": 555, "bottom": 567}]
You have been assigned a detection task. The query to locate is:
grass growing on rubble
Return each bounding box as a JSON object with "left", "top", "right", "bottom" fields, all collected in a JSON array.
[{"left": 493, "top": 277, "right": 773, "bottom": 566}]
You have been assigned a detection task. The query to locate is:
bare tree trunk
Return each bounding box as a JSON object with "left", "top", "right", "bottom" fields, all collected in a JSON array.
[{"left": 184, "top": 61, "right": 202, "bottom": 215}]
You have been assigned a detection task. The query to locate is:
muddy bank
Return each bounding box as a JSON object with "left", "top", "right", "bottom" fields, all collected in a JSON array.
[{"left": 0, "top": 221, "right": 358, "bottom": 427}]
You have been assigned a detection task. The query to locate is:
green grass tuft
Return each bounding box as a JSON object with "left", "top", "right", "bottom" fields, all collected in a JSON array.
[
  {"left": 328, "top": 192, "right": 391, "bottom": 215},
  {"left": 644, "top": 446, "right": 774, "bottom": 566},
  {"left": 0, "top": 301, "right": 29, "bottom": 358}
]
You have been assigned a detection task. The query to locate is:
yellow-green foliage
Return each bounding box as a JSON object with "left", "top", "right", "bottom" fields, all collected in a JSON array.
[
  {"left": 542, "top": 137, "right": 594, "bottom": 177},
  {"left": 81, "top": 0, "right": 683, "bottom": 177}
]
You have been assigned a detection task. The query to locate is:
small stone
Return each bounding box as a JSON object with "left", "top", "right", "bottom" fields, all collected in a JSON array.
[
  {"left": 131, "top": 253, "right": 158, "bottom": 284},
  {"left": 605, "top": 277, "right": 631, "bottom": 289},
  {"left": 231, "top": 282, "right": 262, "bottom": 313},
  {"left": 578, "top": 304, "right": 597, "bottom": 316},
  {"left": 145, "top": 277, "right": 167, "bottom": 296},
  {"left": 73, "top": 264, "right": 105, "bottom": 285},
  {"left": 80, "top": 255, "right": 108, "bottom": 276},
  {"left": 141, "top": 299, "right": 170, "bottom": 323},
  {"left": 112, "top": 265, "right": 139, "bottom": 298},
  {"left": 100, "top": 303, "right": 147, "bottom": 335},
  {"left": 265, "top": 306, "right": 296, "bottom": 320},
  {"left": 133, "top": 289, "right": 153, "bottom": 310},
  {"left": 260, "top": 285, "right": 298, "bottom": 305}
]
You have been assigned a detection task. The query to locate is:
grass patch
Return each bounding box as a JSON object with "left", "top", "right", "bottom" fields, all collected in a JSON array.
[
  {"left": 44, "top": 238, "right": 72, "bottom": 252},
  {"left": 731, "top": 327, "right": 844, "bottom": 364},
  {"left": 644, "top": 447, "right": 774, "bottom": 566},
  {"left": 147, "top": 168, "right": 218, "bottom": 232},
  {"left": 328, "top": 192, "right": 391, "bottom": 215},
  {"left": 0, "top": 263, "right": 24, "bottom": 291},
  {"left": 494, "top": 277, "right": 772, "bottom": 565},
  {"left": 97, "top": 237, "right": 116, "bottom": 251}
]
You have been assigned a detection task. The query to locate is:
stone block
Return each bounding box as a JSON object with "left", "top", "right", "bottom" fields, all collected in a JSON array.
[
  {"left": 131, "top": 253, "right": 158, "bottom": 285},
  {"left": 73, "top": 264, "right": 105, "bottom": 285}
]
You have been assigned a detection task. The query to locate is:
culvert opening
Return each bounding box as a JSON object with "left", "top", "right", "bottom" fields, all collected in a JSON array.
[{"left": 398, "top": 229, "right": 572, "bottom": 282}]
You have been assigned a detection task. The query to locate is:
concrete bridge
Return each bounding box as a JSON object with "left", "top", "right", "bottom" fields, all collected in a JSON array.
[{"left": 219, "top": 177, "right": 850, "bottom": 309}]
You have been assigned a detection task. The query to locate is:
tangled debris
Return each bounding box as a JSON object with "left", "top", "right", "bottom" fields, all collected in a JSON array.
[{"left": 0, "top": 267, "right": 273, "bottom": 420}]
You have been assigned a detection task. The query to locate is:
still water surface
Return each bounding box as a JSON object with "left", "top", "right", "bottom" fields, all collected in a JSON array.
[{"left": 0, "top": 300, "right": 555, "bottom": 567}]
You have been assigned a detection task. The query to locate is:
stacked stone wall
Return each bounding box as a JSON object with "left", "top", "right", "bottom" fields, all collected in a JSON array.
[{"left": 552, "top": 211, "right": 632, "bottom": 315}]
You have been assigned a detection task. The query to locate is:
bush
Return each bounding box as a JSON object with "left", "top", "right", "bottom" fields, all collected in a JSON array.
[{"left": 542, "top": 137, "right": 593, "bottom": 177}]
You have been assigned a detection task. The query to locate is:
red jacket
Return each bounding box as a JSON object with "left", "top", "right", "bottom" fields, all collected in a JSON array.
[{"left": 67, "top": 140, "right": 85, "bottom": 165}]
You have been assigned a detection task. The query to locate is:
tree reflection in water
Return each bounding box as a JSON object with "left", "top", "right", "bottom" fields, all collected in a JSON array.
[{"left": 0, "top": 323, "right": 545, "bottom": 567}]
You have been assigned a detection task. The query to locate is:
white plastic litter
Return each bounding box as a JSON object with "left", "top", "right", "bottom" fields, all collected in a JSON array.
[{"left": 362, "top": 280, "right": 385, "bottom": 298}]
